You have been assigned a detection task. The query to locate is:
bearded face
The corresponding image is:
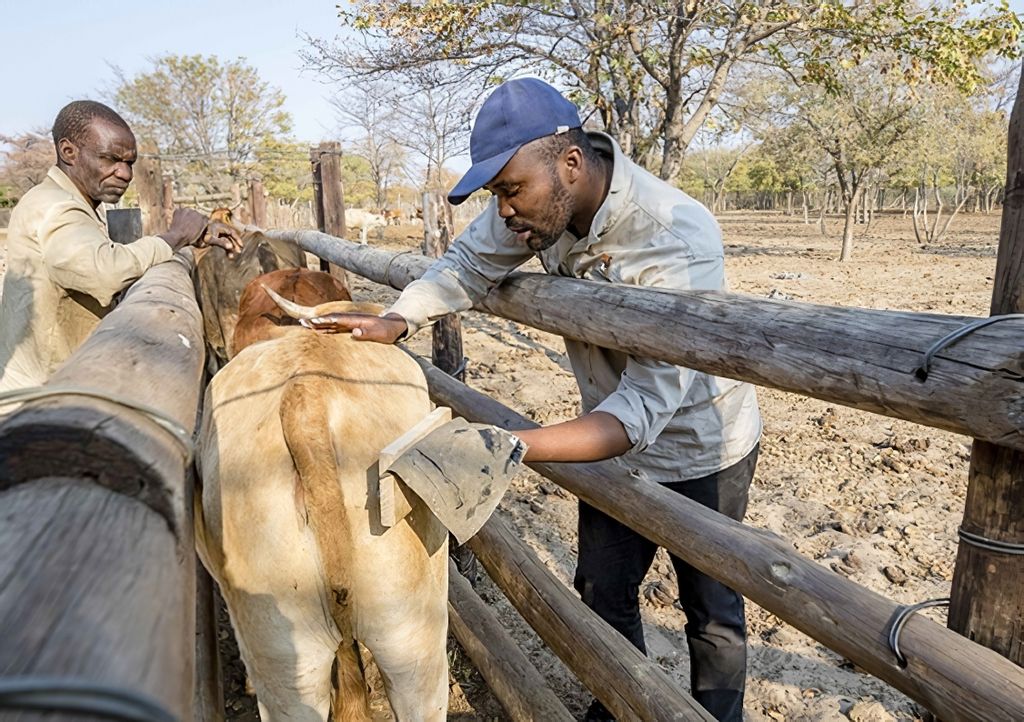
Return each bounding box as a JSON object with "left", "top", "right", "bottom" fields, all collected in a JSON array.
[
  {"left": 508, "top": 168, "right": 575, "bottom": 252},
  {"left": 486, "top": 140, "right": 579, "bottom": 252}
]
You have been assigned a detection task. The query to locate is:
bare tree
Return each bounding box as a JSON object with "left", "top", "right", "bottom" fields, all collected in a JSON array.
[
  {"left": 303, "top": 0, "right": 1019, "bottom": 181},
  {"left": 0, "top": 130, "right": 54, "bottom": 202},
  {"left": 332, "top": 83, "right": 408, "bottom": 209}
]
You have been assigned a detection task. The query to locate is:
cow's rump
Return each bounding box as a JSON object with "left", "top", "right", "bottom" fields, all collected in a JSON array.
[{"left": 196, "top": 329, "right": 448, "bottom": 721}]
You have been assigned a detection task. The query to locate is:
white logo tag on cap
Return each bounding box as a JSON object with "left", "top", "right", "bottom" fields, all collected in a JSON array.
[{"left": 556, "top": 125, "right": 569, "bottom": 134}]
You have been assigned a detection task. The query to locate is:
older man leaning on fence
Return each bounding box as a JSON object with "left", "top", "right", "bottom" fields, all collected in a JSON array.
[
  {"left": 302, "top": 78, "right": 763, "bottom": 722},
  {"left": 0, "top": 100, "right": 241, "bottom": 392}
]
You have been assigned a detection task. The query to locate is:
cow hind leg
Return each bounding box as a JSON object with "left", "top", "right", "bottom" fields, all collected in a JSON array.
[
  {"left": 223, "top": 595, "right": 338, "bottom": 722},
  {"left": 365, "top": 622, "right": 448, "bottom": 722},
  {"left": 332, "top": 641, "right": 371, "bottom": 722}
]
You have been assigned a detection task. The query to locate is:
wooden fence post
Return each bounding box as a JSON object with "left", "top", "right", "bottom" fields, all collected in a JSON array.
[
  {"left": 422, "top": 191, "right": 473, "bottom": 579},
  {"left": 309, "top": 143, "right": 349, "bottom": 289},
  {"left": 135, "top": 149, "right": 166, "bottom": 235},
  {"left": 162, "top": 176, "right": 175, "bottom": 228},
  {"left": 422, "top": 191, "right": 465, "bottom": 382},
  {"left": 948, "top": 70, "right": 1024, "bottom": 665},
  {"left": 107, "top": 208, "right": 143, "bottom": 245},
  {"left": 249, "top": 178, "right": 267, "bottom": 228}
]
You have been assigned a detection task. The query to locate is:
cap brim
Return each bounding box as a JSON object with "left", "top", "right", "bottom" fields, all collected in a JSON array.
[{"left": 447, "top": 146, "right": 520, "bottom": 206}]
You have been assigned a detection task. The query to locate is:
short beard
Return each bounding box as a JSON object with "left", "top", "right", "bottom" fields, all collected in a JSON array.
[{"left": 526, "top": 174, "right": 574, "bottom": 252}]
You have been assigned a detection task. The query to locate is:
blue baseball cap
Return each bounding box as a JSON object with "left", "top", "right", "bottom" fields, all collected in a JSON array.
[{"left": 448, "top": 78, "right": 582, "bottom": 205}]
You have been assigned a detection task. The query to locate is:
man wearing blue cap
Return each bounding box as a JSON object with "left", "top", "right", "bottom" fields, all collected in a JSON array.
[{"left": 306, "top": 77, "right": 762, "bottom": 721}]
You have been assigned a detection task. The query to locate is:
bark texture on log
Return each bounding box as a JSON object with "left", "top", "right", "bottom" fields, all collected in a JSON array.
[
  {"left": 949, "top": 69, "right": 1024, "bottom": 665},
  {"left": 448, "top": 560, "right": 575, "bottom": 722},
  {"left": 469, "top": 516, "right": 713, "bottom": 721},
  {"left": 417, "top": 358, "right": 1024, "bottom": 721},
  {"left": 265, "top": 230, "right": 1024, "bottom": 452},
  {"left": 0, "top": 252, "right": 204, "bottom": 720}
]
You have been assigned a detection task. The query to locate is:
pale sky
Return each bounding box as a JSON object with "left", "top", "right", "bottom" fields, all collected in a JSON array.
[
  {"left": 0, "top": 0, "right": 348, "bottom": 143},
  {"left": 2, "top": 0, "right": 1023, "bottom": 147}
]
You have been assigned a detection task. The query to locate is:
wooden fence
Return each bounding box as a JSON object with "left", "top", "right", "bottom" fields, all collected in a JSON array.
[
  {"left": 263, "top": 224, "right": 1024, "bottom": 721},
  {"left": 0, "top": 252, "right": 205, "bottom": 720},
  {"left": 1, "top": 82, "right": 1020, "bottom": 722}
]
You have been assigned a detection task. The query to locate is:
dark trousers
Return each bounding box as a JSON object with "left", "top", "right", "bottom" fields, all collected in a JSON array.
[{"left": 573, "top": 445, "right": 758, "bottom": 722}]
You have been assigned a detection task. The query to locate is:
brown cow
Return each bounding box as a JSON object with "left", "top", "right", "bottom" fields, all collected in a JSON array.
[
  {"left": 195, "top": 268, "right": 448, "bottom": 721},
  {"left": 194, "top": 225, "right": 310, "bottom": 372}
]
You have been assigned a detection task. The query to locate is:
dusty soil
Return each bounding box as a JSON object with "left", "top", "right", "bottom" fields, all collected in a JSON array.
[
  {"left": 1, "top": 209, "right": 1001, "bottom": 721},
  {"left": 339, "top": 210, "right": 1001, "bottom": 722}
]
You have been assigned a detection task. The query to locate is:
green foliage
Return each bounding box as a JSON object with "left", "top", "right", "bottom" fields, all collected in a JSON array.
[
  {"left": 0, "top": 185, "right": 17, "bottom": 208},
  {"left": 114, "top": 54, "right": 293, "bottom": 192},
  {"left": 254, "top": 139, "right": 314, "bottom": 203},
  {"left": 341, "top": 154, "right": 379, "bottom": 207},
  {"left": 315, "top": 0, "right": 1022, "bottom": 183}
]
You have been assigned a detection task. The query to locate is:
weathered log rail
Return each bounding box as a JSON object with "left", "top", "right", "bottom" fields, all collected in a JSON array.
[
  {"left": 0, "top": 252, "right": 205, "bottom": 721},
  {"left": 266, "top": 225, "right": 1024, "bottom": 719},
  {"left": 263, "top": 229, "right": 1024, "bottom": 452},
  {"left": 418, "top": 358, "right": 1024, "bottom": 722},
  {"left": 447, "top": 560, "right": 575, "bottom": 722}
]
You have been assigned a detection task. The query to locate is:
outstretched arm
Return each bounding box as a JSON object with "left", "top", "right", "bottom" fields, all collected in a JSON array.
[{"left": 515, "top": 411, "right": 631, "bottom": 463}]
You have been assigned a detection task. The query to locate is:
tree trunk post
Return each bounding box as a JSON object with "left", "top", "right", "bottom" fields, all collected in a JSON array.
[
  {"left": 839, "top": 186, "right": 861, "bottom": 261},
  {"left": 162, "top": 176, "right": 175, "bottom": 229},
  {"left": 249, "top": 178, "right": 267, "bottom": 228},
  {"left": 135, "top": 149, "right": 166, "bottom": 235},
  {"left": 310, "top": 143, "right": 349, "bottom": 290},
  {"left": 422, "top": 191, "right": 473, "bottom": 580},
  {"left": 948, "top": 69, "right": 1024, "bottom": 666}
]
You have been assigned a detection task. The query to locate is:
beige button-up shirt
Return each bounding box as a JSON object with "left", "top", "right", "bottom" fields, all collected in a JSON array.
[
  {"left": 0, "top": 166, "right": 173, "bottom": 391},
  {"left": 389, "top": 133, "right": 761, "bottom": 481}
]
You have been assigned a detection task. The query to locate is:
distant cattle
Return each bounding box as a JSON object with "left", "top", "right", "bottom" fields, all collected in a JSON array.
[
  {"left": 194, "top": 268, "right": 449, "bottom": 721},
  {"left": 344, "top": 208, "right": 387, "bottom": 233}
]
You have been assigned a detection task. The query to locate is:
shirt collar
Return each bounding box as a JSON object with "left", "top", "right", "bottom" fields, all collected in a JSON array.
[
  {"left": 575, "top": 132, "right": 631, "bottom": 252},
  {"left": 47, "top": 165, "right": 106, "bottom": 228}
]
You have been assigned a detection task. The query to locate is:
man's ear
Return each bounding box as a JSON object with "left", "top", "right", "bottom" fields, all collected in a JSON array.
[
  {"left": 57, "top": 138, "right": 77, "bottom": 165},
  {"left": 564, "top": 146, "right": 584, "bottom": 183}
]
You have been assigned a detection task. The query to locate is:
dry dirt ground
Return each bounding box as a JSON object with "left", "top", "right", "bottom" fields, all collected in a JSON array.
[
  {"left": 0, "top": 210, "right": 1002, "bottom": 721},
  {"left": 339, "top": 210, "right": 1001, "bottom": 722}
]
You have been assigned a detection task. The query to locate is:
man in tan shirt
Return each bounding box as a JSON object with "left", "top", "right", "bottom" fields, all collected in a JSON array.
[
  {"left": 0, "top": 100, "right": 240, "bottom": 391},
  {"left": 305, "top": 79, "right": 761, "bottom": 721}
]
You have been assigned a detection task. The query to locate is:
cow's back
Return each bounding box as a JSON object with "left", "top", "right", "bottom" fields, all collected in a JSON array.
[{"left": 196, "top": 330, "right": 448, "bottom": 721}]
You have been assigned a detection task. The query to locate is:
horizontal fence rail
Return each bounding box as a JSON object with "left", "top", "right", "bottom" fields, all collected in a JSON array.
[
  {"left": 0, "top": 252, "right": 205, "bottom": 721},
  {"left": 265, "top": 229, "right": 1024, "bottom": 452},
  {"left": 415, "top": 357, "right": 1024, "bottom": 722}
]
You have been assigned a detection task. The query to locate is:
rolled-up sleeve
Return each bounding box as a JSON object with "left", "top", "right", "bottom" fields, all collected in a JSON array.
[
  {"left": 593, "top": 356, "right": 694, "bottom": 453},
  {"left": 591, "top": 249, "right": 724, "bottom": 453},
  {"left": 39, "top": 201, "right": 173, "bottom": 306},
  {"left": 386, "top": 200, "right": 532, "bottom": 337}
]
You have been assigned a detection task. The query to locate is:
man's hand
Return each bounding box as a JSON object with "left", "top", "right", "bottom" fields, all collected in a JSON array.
[
  {"left": 196, "top": 220, "right": 243, "bottom": 259},
  {"left": 159, "top": 209, "right": 242, "bottom": 258},
  {"left": 301, "top": 312, "right": 408, "bottom": 343},
  {"left": 160, "top": 208, "right": 207, "bottom": 251}
]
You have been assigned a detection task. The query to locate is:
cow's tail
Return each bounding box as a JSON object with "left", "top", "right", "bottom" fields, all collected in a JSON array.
[{"left": 279, "top": 377, "right": 371, "bottom": 721}]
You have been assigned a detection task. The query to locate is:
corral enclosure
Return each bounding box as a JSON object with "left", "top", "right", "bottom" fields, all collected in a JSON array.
[
  {"left": 0, "top": 205, "right": 1012, "bottom": 721},
  {"left": 208, "top": 209, "right": 1000, "bottom": 722}
]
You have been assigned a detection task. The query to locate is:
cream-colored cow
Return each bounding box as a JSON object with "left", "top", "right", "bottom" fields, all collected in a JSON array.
[{"left": 195, "top": 269, "right": 449, "bottom": 721}]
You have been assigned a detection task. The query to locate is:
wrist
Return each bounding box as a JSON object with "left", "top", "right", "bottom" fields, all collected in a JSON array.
[
  {"left": 382, "top": 313, "right": 409, "bottom": 341},
  {"left": 158, "top": 231, "right": 189, "bottom": 250}
]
